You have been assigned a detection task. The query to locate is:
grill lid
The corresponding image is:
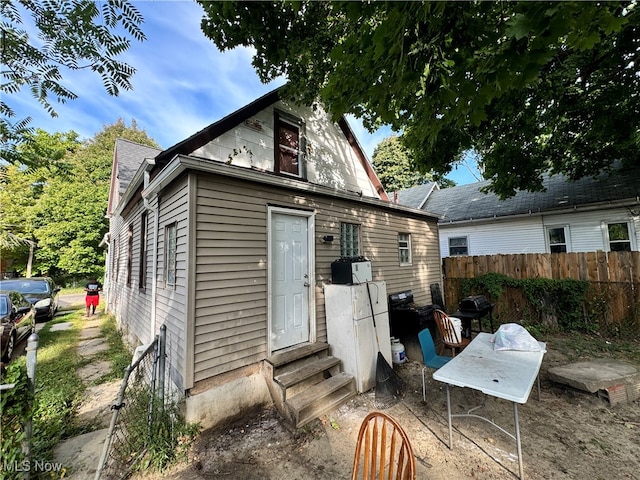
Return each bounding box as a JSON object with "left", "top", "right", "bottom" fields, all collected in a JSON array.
[
  {"left": 388, "top": 290, "right": 414, "bottom": 307},
  {"left": 459, "top": 295, "right": 492, "bottom": 312}
]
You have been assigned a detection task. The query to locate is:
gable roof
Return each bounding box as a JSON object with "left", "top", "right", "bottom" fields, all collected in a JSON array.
[
  {"left": 108, "top": 138, "right": 162, "bottom": 216},
  {"left": 421, "top": 165, "right": 640, "bottom": 223},
  {"left": 114, "top": 138, "right": 162, "bottom": 193},
  {"left": 395, "top": 182, "right": 438, "bottom": 209},
  {"left": 151, "top": 86, "right": 389, "bottom": 200}
]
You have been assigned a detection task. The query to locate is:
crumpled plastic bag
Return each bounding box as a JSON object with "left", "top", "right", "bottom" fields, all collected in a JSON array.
[{"left": 492, "top": 323, "right": 546, "bottom": 352}]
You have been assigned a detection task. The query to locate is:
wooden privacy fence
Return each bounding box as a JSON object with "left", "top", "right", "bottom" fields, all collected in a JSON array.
[{"left": 442, "top": 251, "right": 640, "bottom": 331}]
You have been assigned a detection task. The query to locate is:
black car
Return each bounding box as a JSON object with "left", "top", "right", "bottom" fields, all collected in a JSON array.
[
  {"left": 0, "top": 290, "right": 36, "bottom": 362},
  {"left": 0, "top": 277, "right": 60, "bottom": 321}
]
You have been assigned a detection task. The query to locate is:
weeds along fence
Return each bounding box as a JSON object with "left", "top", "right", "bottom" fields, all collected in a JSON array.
[
  {"left": 443, "top": 251, "right": 640, "bottom": 335},
  {"left": 95, "top": 325, "right": 168, "bottom": 479}
]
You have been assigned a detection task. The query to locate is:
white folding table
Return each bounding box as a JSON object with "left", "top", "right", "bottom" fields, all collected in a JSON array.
[{"left": 432, "top": 332, "right": 546, "bottom": 479}]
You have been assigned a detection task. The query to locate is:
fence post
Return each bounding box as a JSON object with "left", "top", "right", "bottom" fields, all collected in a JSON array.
[
  {"left": 158, "top": 325, "right": 166, "bottom": 407},
  {"left": 23, "top": 332, "right": 39, "bottom": 479}
]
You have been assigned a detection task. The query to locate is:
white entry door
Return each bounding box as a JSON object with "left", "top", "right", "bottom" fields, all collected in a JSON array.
[{"left": 269, "top": 210, "right": 313, "bottom": 352}]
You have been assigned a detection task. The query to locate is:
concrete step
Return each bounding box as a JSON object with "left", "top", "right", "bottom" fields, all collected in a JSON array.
[{"left": 287, "top": 372, "right": 356, "bottom": 428}]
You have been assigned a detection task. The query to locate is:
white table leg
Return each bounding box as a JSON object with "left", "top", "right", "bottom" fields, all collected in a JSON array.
[
  {"left": 514, "top": 402, "right": 524, "bottom": 479},
  {"left": 446, "top": 384, "right": 453, "bottom": 448}
]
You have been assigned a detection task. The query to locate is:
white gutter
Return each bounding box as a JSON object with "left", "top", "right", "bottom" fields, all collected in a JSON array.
[{"left": 141, "top": 158, "right": 158, "bottom": 342}]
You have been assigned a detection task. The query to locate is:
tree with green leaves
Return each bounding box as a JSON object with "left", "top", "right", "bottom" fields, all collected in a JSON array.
[
  {"left": 1, "top": 0, "right": 146, "bottom": 167},
  {"left": 198, "top": 1, "right": 639, "bottom": 198},
  {"left": 1, "top": 120, "right": 158, "bottom": 280},
  {"left": 372, "top": 135, "right": 454, "bottom": 192}
]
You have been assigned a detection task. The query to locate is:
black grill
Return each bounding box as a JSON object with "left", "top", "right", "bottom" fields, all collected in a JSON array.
[
  {"left": 459, "top": 295, "right": 492, "bottom": 314},
  {"left": 387, "top": 290, "right": 438, "bottom": 361},
  {"left": 453, "top": 295, "right": 494, "bottom": 337}
]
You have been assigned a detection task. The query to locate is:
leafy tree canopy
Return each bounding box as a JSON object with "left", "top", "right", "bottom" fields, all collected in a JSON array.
[
  {"left": 372, "top": 135, "right": 454, "bottom": 192},
  {"left": 198, "top": 1, "right": 639, "bottom": 198},
  {"left": 1, "top": 0, "right": 146, "bottom": 166},
  {"left": 1, "top": 120, "right": 158, "bottom": 279}
]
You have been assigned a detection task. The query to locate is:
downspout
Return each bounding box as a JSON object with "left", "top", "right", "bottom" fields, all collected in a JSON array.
[{"left": 142, "top": 158, "right": 158, "bottom": 342}]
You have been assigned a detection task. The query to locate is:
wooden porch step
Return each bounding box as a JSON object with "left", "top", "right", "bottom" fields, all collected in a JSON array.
[
  {"left": 287, "top": 372, "right": 356, "bottom": 428},
  {"left": 274, "top": 356, "right": 341, "bottom": 389},
  {"left": 266, "top": 342, "right": 329, "bottom": 368}
]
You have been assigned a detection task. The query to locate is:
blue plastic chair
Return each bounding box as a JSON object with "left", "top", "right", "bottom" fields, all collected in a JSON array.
[{"left": 418, "top": 328, "right": 451, "bottom": 401}]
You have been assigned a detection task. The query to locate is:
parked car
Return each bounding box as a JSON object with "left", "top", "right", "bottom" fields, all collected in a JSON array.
[
  {"left": 0, "top": 277, "right": 60, "bottom": 321},
  {"left": 0, "top": 290, "right": 36, "bottom": 362}
]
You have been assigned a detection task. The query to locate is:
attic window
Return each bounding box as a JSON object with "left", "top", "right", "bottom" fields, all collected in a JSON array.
[{"left": 275, "top": 112, "right": 303, "bottom": 177}]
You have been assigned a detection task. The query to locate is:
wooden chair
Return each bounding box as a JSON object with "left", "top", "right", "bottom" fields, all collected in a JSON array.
[
  {"left": 351, "top": 411, "right": 416, "bottom": 480},
  {"left": 433, "top": 309, "right": 470, "bottom": 357}
]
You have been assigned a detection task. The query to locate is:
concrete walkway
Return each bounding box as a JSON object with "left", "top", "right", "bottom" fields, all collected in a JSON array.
[{"left": 52, "top": 315, "right": 121, "bottom": 480}]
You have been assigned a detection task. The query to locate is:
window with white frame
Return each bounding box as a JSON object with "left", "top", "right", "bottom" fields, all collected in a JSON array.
[
  {"left": 607, "top": 222, "right": 631, "bottom": 251},
  {"left": 340, "top": 223, "right": 360, "bottom": 257},
  {"left": 398, "top": 233, "right": 412, "bottom": 265},
  {"left": 547, "top": 226, "right": 569, "bottom": 253},
  {"left": 165, "top": 223, "right": 177, "bottom": 287},
  {"left": 448, "top": 236, "right": 468, "bottom": 256}
]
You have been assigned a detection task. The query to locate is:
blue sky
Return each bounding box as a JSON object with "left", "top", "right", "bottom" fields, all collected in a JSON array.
[{"left": 11, "top": 0, "right": 479, "bottom": 185}]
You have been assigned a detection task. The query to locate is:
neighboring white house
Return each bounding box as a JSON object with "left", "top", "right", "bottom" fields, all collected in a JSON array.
[
  {"left": 105, "top": 88, "right": 442, "bottom": 429},
  {"left": 397, "top": 166, "right": 640, "bottom": 258}
]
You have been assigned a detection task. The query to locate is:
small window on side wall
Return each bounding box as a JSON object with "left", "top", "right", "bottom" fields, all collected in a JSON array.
[
  {"left": 398, "top": 233, "right": 412, "bottom": 265},
  {"left": 448, "top": 236, "right": 468, "bottom": 256},
  {"left": 547, "top": 226, "right": 569, "bottom": 253},
  {"left": 607, "top": 222, "right": 631, "bottom": 252},
  {"left": 165, "top": 223, "right": 177, "bottom": 287},
  {"left": 340, "top": 223, "right": 360, "bottom": 257},
  {"left": 139, "top": 212, "right": 148, "bottom": 291}
]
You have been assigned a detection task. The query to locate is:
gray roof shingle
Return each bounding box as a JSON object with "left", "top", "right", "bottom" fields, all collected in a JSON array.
[
  {"left": 420, "top": 165, "right": 640, "bottom": 222},
  {"left": 395, "top": 182, "right": 438, "bottom": 209},
  {"left": 115, "top": 138, "right": 162, "bottom": 193}
]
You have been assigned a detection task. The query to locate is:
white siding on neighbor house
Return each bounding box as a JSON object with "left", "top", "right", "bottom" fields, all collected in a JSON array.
[
  {"left": 190, "top": 101, "right": 379, "bottom": 199},
  {"left": 439, "top": 217, "right": 546, "bottom": 257},
  {"left": 438, "top": 207, "right": 640, "bottom": 258},
  {"left": 543, "top": 208, "right": 640, "bottom": 252},
  {"left": 191, "top": 172, "right": 440, "bottom": 388}
]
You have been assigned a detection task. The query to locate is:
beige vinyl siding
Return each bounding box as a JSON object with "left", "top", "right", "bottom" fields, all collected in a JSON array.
[
  {"left": 155, "top": 175, "right": 190, "bottom": 391},
  {"left": 192, "top": 173, "right": 440, "bottom": 385},
  {"left": 107, "top": 204, "right": 154, "bottom": 343}
]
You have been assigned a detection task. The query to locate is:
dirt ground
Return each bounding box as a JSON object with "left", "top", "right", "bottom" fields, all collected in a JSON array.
[{"left": 136, "top": 335, "right": 640, "bottom": 480}]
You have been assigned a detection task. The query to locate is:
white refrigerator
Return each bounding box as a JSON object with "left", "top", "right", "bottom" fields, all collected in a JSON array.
[{"left": 324, "top": 281, "right": 393, "bottom": 393}]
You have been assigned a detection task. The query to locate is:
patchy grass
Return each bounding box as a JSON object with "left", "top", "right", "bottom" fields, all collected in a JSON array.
[
  {"left": 92, "top": 315, "right": 132, "bottom": 383},
  {"left": 5, "top": 310, "right": 134, "bottom": 466},
  {"left": 28, "top": 311, "right": 86, "bottom": 460},
  {"left": 545, "top": 332, "right": 640, "bottom": 365}
]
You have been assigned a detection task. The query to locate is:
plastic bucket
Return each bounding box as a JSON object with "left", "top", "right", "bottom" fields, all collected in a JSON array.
[{"left": 446, "top": 317, "right": 463, "bottom": 343}]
